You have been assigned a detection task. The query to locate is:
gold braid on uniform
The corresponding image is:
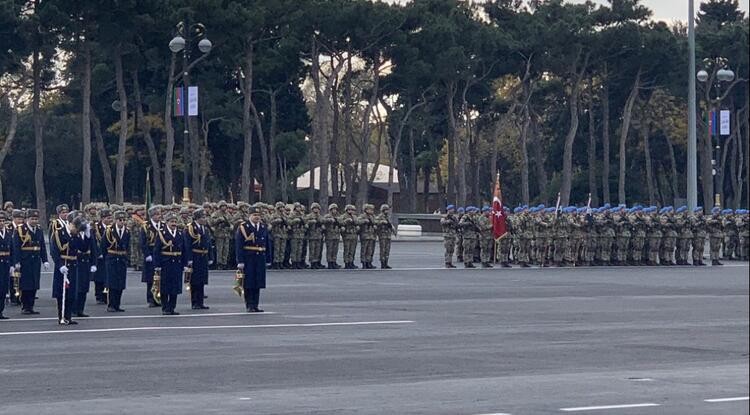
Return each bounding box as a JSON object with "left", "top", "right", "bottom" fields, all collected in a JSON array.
[
  {"left": 187, "top": 223, "right": 201, "bottom": 245},
  {"left": 105, "top": 227, "right": 118, "bottom": 251},
  {"left": 238, "top": 222, "right": 255, "bottom": 242},
  {"left": 157, "top": 229, "right": 174, "bottom": 250}
]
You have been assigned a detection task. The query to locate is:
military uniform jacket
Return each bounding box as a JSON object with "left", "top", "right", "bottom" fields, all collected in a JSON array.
[
  {"left": 12, "top": 224, "right": 48, "bottom": 291},
  {"left": 357, "top": 214, "right": 377, "bottom": 240},
  {"left": 76, "top": 231, "right": 99, "bottom": 293},
  {"left": 183, "top": 222, "right": 212, "bottom": 285},
  {"left": 92, "top": 222, "right": 108, "bottom": 283},
  {"left": 235, "top": 221, "right": 269, "bottom": 289},
  {"left": 103, "top": 225, "right": 130, "bottom": 290},
  {"left": 305, "top": 213, "right": 324, "bottom": 240},
  {"left": 441, "top": 214, "right": 458, "bottom": 239},
  {"left": 154, "top": 227, "right": 184, "bottom": 295},
  {"left": 49, "top": 226, "right": 84, "bottom": 298},
  {"left": 141, "top": 220, "right": 164, "bottom": 283},
  {"left": 339, "top": 213, "right": 359, "bottom": 238},
  {"left": 0, "top": 226, "right": 12, "bottom": 291},
  {"left": 322, "top": 214, "right": 340, "bottom": 238},
  {"left": 375, "top": 214, "right": 396, "bottom": 240}
]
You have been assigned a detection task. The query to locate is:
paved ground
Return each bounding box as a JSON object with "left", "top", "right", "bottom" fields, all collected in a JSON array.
[{"left": 1, "top": 242, "right": 748, "bottom": 414}]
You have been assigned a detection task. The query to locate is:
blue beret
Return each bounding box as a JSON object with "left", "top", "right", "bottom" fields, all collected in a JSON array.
[
  {"left": 711, "top": 206, "right": 721, "bottom": 214},
  {"left": 503, "top": 206, "right": 510, "bottom": 212},
  {"left": 676, "top": 206, "right": 687, "bottom": 213},
  {"left": 482, "top": 206, "right": 491, "bottom": 213},
  {"left": 512, "top": 207, "right": 521, "bottom": 213},
  {"left": 457, "top": 207, "right": 465, "bottom": 214},
  {"left": 603, "top": 203, "right": 611, "bottom": 209},
  {"left": 537, "top": 204, "right": 545, "bottom": 209},
  {"left": 618, "top": 204, "right": 626, "bottom": 208},
  {"left": 446, "top": 204, "right": 455, "bottom": 211},
  {"left": 694, "top": 206, "right": 702, "bottom": 212}
]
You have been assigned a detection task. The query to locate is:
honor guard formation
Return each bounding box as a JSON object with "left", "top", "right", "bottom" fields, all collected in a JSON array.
[
  {"left": 440, "top": 203, "right": 749, "bottom": 269},
  {"left": 0, "top": 200, "right": 398, "bottom": 322}
]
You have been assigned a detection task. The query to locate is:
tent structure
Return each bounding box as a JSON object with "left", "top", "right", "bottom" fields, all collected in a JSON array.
[{"left": 296, "top": 163, "right": 399, "bottom": 193}]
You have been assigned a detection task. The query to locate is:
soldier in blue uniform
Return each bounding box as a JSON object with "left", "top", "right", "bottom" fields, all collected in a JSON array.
[
  {"left": 12, "top": 209, "right": 49, "bottom": 314},
  {"left": 154, "top": 213, "right": 185, "bottom": 315},
  {"left": 184, "top": 208, "right": 213, "bottom": 310},
  {"left": 93, "top": 208, "right": 112, "bottom": 304},
  {"left": 8, "top": 209, "right": 26, "bottom": 306},
  {"left": 141, "top": 206, "right": 163, "bottom": 307},
  {"left": 236, "top": 207, "right": 270, "bottom": 312},
  {"left": 73, "top": 213, "right": 98, "bottom": 317},
  {"left": 50, "top": 213, "right": 86, "bottom": 325},
  {"left": 0, "top": 211, "right": 12, "bottom": 319},
  {"left": 104, "top": 210, "right": 130, "bottom": 312}
]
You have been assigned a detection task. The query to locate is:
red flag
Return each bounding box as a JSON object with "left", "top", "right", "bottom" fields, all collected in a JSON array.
[{"left": 492, "top": 172, "right": 507, "bottom": 240}]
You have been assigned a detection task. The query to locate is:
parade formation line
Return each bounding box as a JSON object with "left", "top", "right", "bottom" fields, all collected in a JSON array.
[
  {"left": 0, "top": 320, "right": 416, "bottom": 336},
  {"left": 0, "top": 311, "right": 278, "bottom": 322}
]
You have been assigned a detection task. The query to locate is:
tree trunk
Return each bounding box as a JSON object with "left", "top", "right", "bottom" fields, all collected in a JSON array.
[
  {"left": 343, "top": 55, "right": 354, "bottom": 205},
  {"left": 268, "top": 89, "right": 279, "bottom": 201},
  {"left": 601, "top": 67, "right": 611, "bottom": 204},
  {"left": 81, "top": 44, "right": 92, "bottom": 205},
  {"left": 32, "top": 46, "right": 47, "bottom": 227},
  {"left": 531, "top": 114, "right": 548, "bottom": 201},
  {"left": 163, "top": 53, "right": 177, "bottom": 204},
  {"left": 248, "top": 97, "right": 269, "bottom": 202},
  {"left": 664, "top": 133, "right": 679, "bottom": 205},
  {"left": 422, "top": 166, "right": 431, "bottom": 212},
  {"left": 446, "top": 81, "right": 457, "bottom": 205},
  {"left": 519, "top": 104, "right": 531, "bottom": 205},
  {"left": 240, "top": 41, "right": 254, "bottom": 203},
  {"left": 91, "top": 110, "right": 115, "bottom": 201},
  {"left": 617, "top": 68, "right": 641, "bottom": 206},
  {"left": 355, "top": 61, "right": 381, "bottom": 207},
  {"left": 113, "top": 46, "right": 129, "bottom": 204},
  {"left": 587, "top": 90, "right": 598, "bottom": 206},
  {"left": 0, "top": 101, "right": 19, "bottom": 202},
  {"left": 641, "top": 122, "right": 656, "bottom": 206},
  {"left": 559, "top": 52, "right": 589, "bottom": 206},
  {"left": 330, "top": 81, "right": 340, "bottom": 202},
  {"left": 132, "top": 71, "right": 163, "bottom": 204},
  {"left": 408, "top": 128, "right": 417, "bottom": 211}
]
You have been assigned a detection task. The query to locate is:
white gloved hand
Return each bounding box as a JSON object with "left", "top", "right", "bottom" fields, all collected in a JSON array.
[
  {"left": 98, "top": 255, "right": 103, "bottom": 259},
  {"left": 183, "top": 267, "right": 190, "bottom": 273},
  {"left": 90, "top": 265, "right": 97, "bottom": 273},
  {"left": 145, "top": 255, "right": 153, "bottom": 262},
  {"left": 14, "top": 263, "right": 20, "bottom": 269},
  {"left": 43, "top": 262, "right": 50, "bottom": 271},
  {"left": 237, "top": 263, "right": 245, "bottom": 270},
  {"left": 187, "top": 260, "right": 193, "bottom": 267},
  {"left": 85, "top": 224, "right": 91, "bottom": 238},
  {"left": 9, "top": 266, "right": 13, "bottom": 274},
  {"left": 63, "top": 276, "right": 70, "bottom": 285},
  {"left": 208, "top": 260, "right": 214, "bottom": 266},
  {"left": 59, "top": 265, "right": 69, "bottom": 274}
]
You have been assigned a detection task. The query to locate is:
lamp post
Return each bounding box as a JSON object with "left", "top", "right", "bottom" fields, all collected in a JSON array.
[
  {"left": 697, "top": 60, "right": 735, "bottom": 209},
  {"left": 169, "top": 22, "right": 212, "bottom": 204}
]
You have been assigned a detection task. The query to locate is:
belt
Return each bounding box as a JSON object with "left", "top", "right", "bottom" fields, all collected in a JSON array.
[
  {"left": 192, "top": 249, "right": 209, "bottom": 255},
  {"left": 0, "top": 251, "right": 10, "bottom": 256},
  {"left": 61, "top": 255, "right": 77, "bottom": 260},
  {"left": 243, "top": 246, "right": 266, "bottom": 252},
  {"left": 22, "top": 246, "right": 40, "bottom": 251},
  {"left": 107, "top": 250, "right": 127, "bottom": 256},
  {"left": 161, "top": 251, "right": 181, "bottom": 257}
]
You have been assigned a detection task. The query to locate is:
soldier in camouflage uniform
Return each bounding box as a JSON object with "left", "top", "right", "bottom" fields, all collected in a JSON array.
[
  {"left": 441, "top": 205, "right": 459, "bottom": 268},
  {"left": 209, "top": 201, "right": 232, "bottom": 269},
  {"left": 375, "top": 204, "right": 395, "bottom": 269},
  {"left": 340, "top": 205, "right": 360, "bottom": 269},
  {"left": 459, "top": 207, "right": 480, "bottom": 268},
  {"left": 582, "top": 208, "right": 597, "bottom": 266},
  {"left": 358, "top": 204, "right": 377, "bottom": 269},
  {"left": 569, "top": 208, "right": 586, "bottom": 266},
  {"left": 629, "top": 208, "right": 647, "bottom": 265},
  {"left": 643, "top": 207, "right": 661, "bottom": 265},
  {"left": 597, "top": 208, "right": 616, "bottom": 266},
  {"left": 456, "top": 207, "right": 465, "bottom": 263},
  {"left": 535, "top": 208, "right": 553, "bottom": 267},
  {"left": 270, "top": 202, "right": 289, "bottom": 269},
  {"left": 675, "top": 206, "right": 693, "bottom": 265},
  {"left": 551, "top": 208, "right": 569, "bottom": 266},
  {"left": 128, "top": 206, "right": 144, "bottom": 270},
  {"left": 613, "top": 206, "right": 631, "bottom": 265},
  {"left": 478, "top": 206, "right": 494, "bottom": 268},
  {"left": 707, "top": 207, "right": 724, "bottom": 266},
  {"left": 323, "top": 203, "right": 342, "bottom": 269},
  {"left": 659, "top": 207, "right": 677, "bottom": 266},
  {"left": 497, "top": 207, "right": 513, "bottom": 267},
  {"left": 690, "top": 207, "right": 707, "bottom": 266},
  {"left": 738, "top": 210, "right": 749, "bottom": 260},
  {"left": 722, "top": 210, "right": 738, "bottom": 260},
  {"left": 288, "top": 203, "right": 308, "bottom": 269},
  {"left": 305, "top": 203, "right": 325, "bottom": 269}
]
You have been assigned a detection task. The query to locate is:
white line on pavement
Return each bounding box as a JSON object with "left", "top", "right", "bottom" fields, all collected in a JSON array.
[
  {"left": 559, "top": 403, "right": 660, "bottom": 412},
  {"left": 0, "top": 320, "right": 415, "bottom": 336},
  {"left": 704, "top": 396, "right": 749, "bottom": 403},
  {"left": 0, "top": 311, "right": 276, "bottom": 322}
]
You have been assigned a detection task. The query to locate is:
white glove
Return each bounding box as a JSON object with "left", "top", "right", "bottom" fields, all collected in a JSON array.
[
  {"left": 63, "top": 276, "right": 70, "bottom": 285},
  {"left": 237, "top": 263, "right": 245, "bottom": 270},
  {"left": 145, "top": 256, "right": 153, "bottom": 262},
  {"left": 90, "top": 265, "right": 97, "bottom": 273},
  {"left": 9, "top": 266, "right": 13, "bottom": 274},
  {"left": 187, "top": 260, "right": 193, "bottom": 267},
  {"left": 14, "top": 263, "right": 20, "bottom": 269},
  {"left": 98, "top": 255, "right": 103, "bottom": 259},
  {"left": 183, "top": 267, "right": 190, "bottom": 273},
  {"left": 43, "top": 262, "right": 50, "bottom": 271},
  {"left": 85, "top": 224, "right": 91, "bottom": 237},
  {"left": 208, "top": 260, "right": 214, "bottom": 266},
  {"left": 59, "top": 265, "right": 69, "bottom": 274}
]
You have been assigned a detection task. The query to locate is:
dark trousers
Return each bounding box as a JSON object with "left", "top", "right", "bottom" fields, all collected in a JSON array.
[
  {"left": 108, "top": 289, "right": 123, "bottom": 309},
  {"left": 161, "top": 293, "right": 177, "bottom": 312},
  {"left": 56, "top": 290, "right": 75, "bottom": 322},
  {"left": 0, "top": 285, "right": 6, "bottom": 315},
  {"left": 94, "top": 282, "right": 105, "bottom": 302},
  {"left": 146, "top": 281, "right": 155, "bottom": 304},
  {"left": 190, "top": 284, "right": 205, "bottom": 307},
  {"left": 21, "top": 290, "right": 36, "bottom": 311},
  {"left": 244, "top": 288, "right": 261, "bottom": 310},
  {"left": 73, "top": 291, "right": 87, "bottom": 314}
]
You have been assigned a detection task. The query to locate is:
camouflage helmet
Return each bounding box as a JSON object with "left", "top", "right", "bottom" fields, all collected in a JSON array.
[
  {"left": 345, "top": 204, "right": 356, "bottom": 212},
  {"left": 380, "top": 204, "right": 390, "bottom": 212},
  {"left": 218, "top": 200, "right": 228, "bottom": 207},
  {"left": 310, "top": 202, "right": 321, "bottom": 210},
  {"left": 180, "top": 207, "right": 190, "bottom": 215},
  {"left": 328, "top": 203, "right": 339, "bottom": 211},
  {"left": 364, "top": 203, "right": 375, "bottom": 211},
  {"left": 193, "top": 208, "right": 206, "bottom": 220},
  {"left": 3, "top": 201, "right": 13, "bottom": 210},
  {"left": 275, "top": 201, "right": 285, "bottom": 209}
]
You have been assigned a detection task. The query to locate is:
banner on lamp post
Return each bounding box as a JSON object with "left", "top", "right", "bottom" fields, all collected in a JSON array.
[
  {"left": 719, "top": 110, "right": 730, "bottom": 136},
  {"left": 188, "top": 86, "right": 199, "bottom": 116}
]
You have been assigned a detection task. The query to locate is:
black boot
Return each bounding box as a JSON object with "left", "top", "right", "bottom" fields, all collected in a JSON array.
[
  {"left": 445, "top": 262, "right": 456, "bottom": 269},
  {"left": 464, "top": 262, "right": 475, "bottom": 268},
  {"left": 712, "top": 259, "right": 723, "bottom": 266},
  {"left": 328, "top": 262, "right": 335, "bottom": 270},
  {"left": 481, "top": 262, "right": 493, "bottom": 268}
]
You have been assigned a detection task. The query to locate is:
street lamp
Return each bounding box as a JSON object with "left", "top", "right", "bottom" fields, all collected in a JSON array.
[
  {"left": 169, "top": 22, "right": 211, "bottom": 204},
  {"left": 696, "top": 60, "right": 734, "bottom": 209}
]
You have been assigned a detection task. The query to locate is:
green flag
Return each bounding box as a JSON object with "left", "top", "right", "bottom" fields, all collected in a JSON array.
[{"left": 145, "top": 169, "right": 152, "bottom": 220}]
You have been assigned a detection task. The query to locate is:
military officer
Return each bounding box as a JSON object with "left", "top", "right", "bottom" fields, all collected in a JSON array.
[
  {"left": 73, "top": 213, "right": 98, "bottom": 317},
  {"left": 12, "top": 209, "right": 49, "bottom": 314},
  {"left": 323, "top": 203, "right": 342, "bottom": 269},
  {"left": 289, "top": 203, "right": 308, "bottom": 269},
  {"left": 104, "top": 210, "right": 130, "bottom": 312},
  {"left": 358, "top": 204, "right": 377, "bottom": 269},
  {"left": 440, "top": 205, "right": 458, "bottom": 268},
  {"left": 236, "top": 207, "right": 270, "bottom": 312},
  {"left": 141, "top": 206, "right": 163, "bottom": 307},
  {"left": 456, "top": 207, "right": 465, "bottom": 263},
  {"left": 375, "top": 204, "right": 395, "bottom": 269},
  {"left": 8, "top": 209, "right": 25, "bottom": 306},
  {"left": 154, "top": 213, "right": 185, "bottom": 315},
  {"left": 305, "top": 203, "right": 325, "bottom": 269},
  {"left": 184, "top": 208, "right": 212, "bottom": 309},
  {"left": 93, "top": 209, "right": 112, "bottom": 304},
  {"left": 50, "top": 213, "right": 87, "bottom": 325},
  {"left": 0, "top": 211, "right": 12, "bottom": 319},
  {"left": 340, "top": 205, "right": 360, "bottom": 269}
]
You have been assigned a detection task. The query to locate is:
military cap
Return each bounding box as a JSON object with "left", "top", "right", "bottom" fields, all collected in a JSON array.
[
  {"left": 100, "top": 208, "right": 113, "bottom": 218},
  {"left": 711, "top": 206, "right": 721, "bottom": 214},
  {"left": 27, "top": 209, "right": 40, "bottom": 218},
  {"left": 164, "top": 213, "right": 178, "bottom": 222},
  {"left": 248, "top": 206, "right": 259, "bottom": 215},
  {"left": 693, "top": 206, "right": 702, "bottom": 212},
  {"left": 345, "top": 204, "right": 356, "bottom": 211},
  {"left": 180, "top": 207, "right": 190, "bottom": 215},
  {"left": 12, "top": 209, "right": 25, "bottom": 219},
  {"left": 676, "top": 206, "right": 687, "bottom": 213},
  {"left": 481, "top": 206, "right": 490, "bottom": 213},
  {"left": 147, "top": 206, "right": 161, "bottom": 217},
  {"left": 193, "top": 208, "right": 206, "bottom": 220},
  {"left": 513, "top": 207, "right": 522, "bottom": 213},
  {"left": 0, "top": 211, "right": 7, "bottom": 220},
  {"left": 56, "top": 204, "right": 70, "bottom": 214},
  {"left": 503, "top": 206, "right": 510, "bottom": 212},
  {"left": 114, "top": 210, "right": 127, "bottom": 220},
  {"left": 446, "top": 204, "right": 455, "bottom": 211},
  {"left": 537, "top": 204, "right": 545, "bottom": 209},
  {"left": 3, "top": 201, "right": 13, "bottom": 210},
  {"left": 328, "top": 203, "right": 339, "bottom": 211},
  {"left": 293, "top": 202, "right": 302, "bottom": 208},
  {"left": 529, "top": 207, "right": 538, "bottom": 213},
  {"left": 380, "top": 204, "right": 390, "bottom": 212},
  {"left": 721, "top": 209, "right": 732, "bottom": 215},
  {"left": 364, "top": 204, "right": 375, "bottom": 211}
]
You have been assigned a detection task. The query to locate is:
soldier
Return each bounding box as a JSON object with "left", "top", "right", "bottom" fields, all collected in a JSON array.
[
  {"left": 440, "top": 205, "right": 458, "bottom": 268},
  {"left": 478, "top": 206, "right": 494, "bottom": 268},
  {"left": 210, "top": 201, "right": 232, "bottom": 269},
  {"left": 707, "top": 207, "right": 724, "bottom": 266},
  {"left": 659, "top": 207, "right": 677, "bottom": 266},
  {"left": 459, "top": 207, "right": 479, "bottom": 268},
  {"left": 3, "top": 201, "right": 13, "bottom": 216},
  {"left": 690, "top": 207, "right": 707, "bottom": 266},
  {"left": 456, "top": 207, "right": 465, "bottom": 263},
  {"left": 288, "top": 203, "right": 308, "bottom": 269},
  {"left": 497, "top": 207, "right": 513, "bottom": 268},
  {"left": 628, "top": 207, "right": 646, "bottom": 265},
  {"left": 643, "top": 207, "right": 660, "bottom": 265},
  {"left": 50, "top": 212, "right": 86, "bottom": 325},
  {"left": 12, "top": 209, "right": 49, "bottom": 314},
  {"left": 154, "top": 213, "right": 185, "bottom": 315},
  {"left": 184, "top": 208, "right": 212, "bottom": 309},
  {"left": 129, "top": 206, "right": 145, "bottom": 271},
  {"left": 8, "top": 209, "right": 25, "bottom": 306},
  {"left": 269, "top": 202, "right": 289, "bottom": 269},
  {"left": 340, "top": 205, "right": 360, "bottom": 269},
  {"left": 92, "top": 209, "right": 112, "bottom": 304},
  {"left": 582, "top": 208, "right": 597, "bottom": 266},
  {"left": 551, "top": 208, "right": 568, "bottom": 266},
  {"left": 141, "top": 206, "right": 164, "bottom": 307},
  {"left": 236, "top": 207, "right": 270, "bottom": 312},
  {"left": 569, "top": 208, "right": 586, "bottom": 266},
  {"left": 375, "top": 204, "right": 395, "bottom": 269},
  {"left": 305, "top": 203, "right": 325, "bottom": 269},
  {"left": 722, "top": 209, "right": 738, "bottom": 260},
  {"left": 613, "top": 206, "right": 631, "bottom": 266},
  {"left": 73, "top": 212, "right": 98, "bottom": 318},
  {"left": 323, "top": 203, "right": 342, "bottom": 269},
  {"left": 675, "top": 207, "right": 693, "bottom": 265},
  {"left": 737, "top": 210, "right": 749, "bottom": 261},
  {"left": 103, "top": 210, "right": 129, "bottom": 312},
  {"left": 0, "top": 211, "right": 12, "bottom": 319},
  {"left": 358, "top": 204, "right": 377, "bottom": 269}
]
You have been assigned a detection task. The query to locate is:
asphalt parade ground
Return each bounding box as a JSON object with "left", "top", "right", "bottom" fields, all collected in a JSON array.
[{"left": 1, "top": 242, "right": 748, "bottom": 414}]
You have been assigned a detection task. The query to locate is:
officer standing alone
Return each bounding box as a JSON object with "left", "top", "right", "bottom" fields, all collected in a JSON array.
[{"left": 236, "top": 207, "right": 269, "bottom": 312}]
